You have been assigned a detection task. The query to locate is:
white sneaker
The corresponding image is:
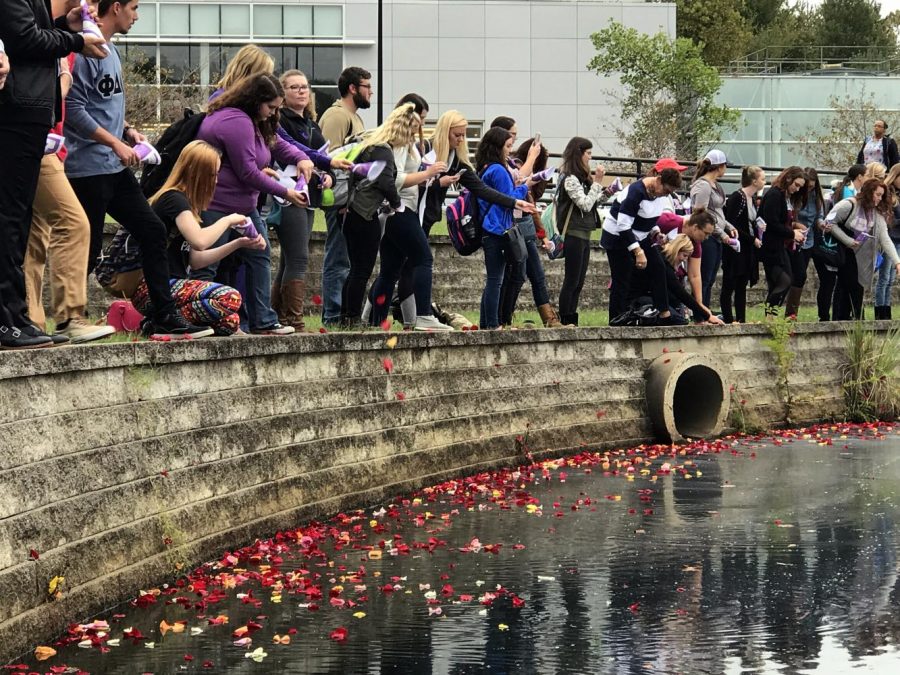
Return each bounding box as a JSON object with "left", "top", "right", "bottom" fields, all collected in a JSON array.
[
  {"left": 58, "top": 318, "right": 116, "bottom": 344},
  {"left": 414, "top": 315, "right": 454, "bottom": 331},
  {"left": 251, "top": 323, "right": 295, "bottom": 335}
]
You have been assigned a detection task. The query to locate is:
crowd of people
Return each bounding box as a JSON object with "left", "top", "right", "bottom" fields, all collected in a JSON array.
[{"left": 2, "top": 1, "right": 900, "bottom": 350}]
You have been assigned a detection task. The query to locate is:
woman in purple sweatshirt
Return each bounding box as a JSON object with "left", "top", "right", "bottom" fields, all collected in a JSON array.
[{"left": 193, "top": 73, "right": 313, "bottom": 335}]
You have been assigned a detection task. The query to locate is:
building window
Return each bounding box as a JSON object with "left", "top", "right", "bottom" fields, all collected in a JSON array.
[
  {"left": 130, "top": 3, "right": 157, "bottom": 36},
  {"left": 221, "top": 5, "right": 250, "bottom": 36},
  {"left": 189, "top": 5, "right": 220, "bottom": 36},
  {"left": 313, "top": 6, "right": 342, "bottom": 37}
]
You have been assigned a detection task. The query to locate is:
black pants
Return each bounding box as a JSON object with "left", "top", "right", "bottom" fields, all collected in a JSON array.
[
  {"left": 607, "top": 246, "right": 634, "bottom": 320},
  {"left": 69, "top": 169, "right": 176, "bottom": 319},
  {"left": 369, "top": 209, "right": 434, "bottom": 325},
  {"left": 812, "top": 255, "right": 838, "bottom": 321},
  {"left": 833, "top": 252, "right": 865, "bottom": 320},
  {"left": 558, "top": 235, "right": 591, "bottom": 318},
  {"left": 720, "top": 273, "right": 750, "bottom": 323},
  {"left": 0, "top": 120, "right": 46, "bottom": 329},
  {"left": 340, "top": 209, "right": 381, "bottom": 322},
  {"left": 762, "top": 249, "right": 792, "bottom": 312},
  {"left": 789, "top": 248, "right": 809, "bottom": 288}
]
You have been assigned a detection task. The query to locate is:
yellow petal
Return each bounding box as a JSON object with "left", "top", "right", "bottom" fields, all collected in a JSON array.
[
  {"left": 385, "top": 336, "right": 398, "bottom": 349},
  {"left": 353, "top": 611, "right": 367, "bottom": 619},
  {"left": 498, "top": 623, "right": 509, "bottom": 631},
  {"left": 34, "top": 646, "right": 56, "bottom": 661}
]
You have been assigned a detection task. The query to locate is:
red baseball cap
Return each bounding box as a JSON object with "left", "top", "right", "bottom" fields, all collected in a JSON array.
[{"left": 654, "top": 158, "right": 688, "bottom": 172}]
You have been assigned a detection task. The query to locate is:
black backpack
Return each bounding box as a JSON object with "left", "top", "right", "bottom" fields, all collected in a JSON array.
[{"left": 139, "top": 108, "right": 206, "bottom": 198}]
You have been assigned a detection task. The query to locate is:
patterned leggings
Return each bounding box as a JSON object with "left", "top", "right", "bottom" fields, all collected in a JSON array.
[{"left": 133, "top": 278, "right": 242, "bottom": 335}]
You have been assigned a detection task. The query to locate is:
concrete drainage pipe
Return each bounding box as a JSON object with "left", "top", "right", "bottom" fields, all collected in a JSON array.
[{"left": 646, "top": 352, "right": 729, "bottom": 443}]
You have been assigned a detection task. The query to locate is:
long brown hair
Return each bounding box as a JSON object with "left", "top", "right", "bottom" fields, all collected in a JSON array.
[
  {"left": 771, "top": 166, "right": 807, "bottom": 209},
  {"left": 148, "top": 140, "right": 220, "bottom": 218},
  {"left": 857, "top": 178, "right": 886, "bottom": 212},
  {"left": 209, "top": 73, "right": 284, "bottom": 147},
  {"left": 560, "top": 136, "right": 592, "bottom": 183},
  {"left": 803, "top": 167, "right": 825, "bottom": 213}
]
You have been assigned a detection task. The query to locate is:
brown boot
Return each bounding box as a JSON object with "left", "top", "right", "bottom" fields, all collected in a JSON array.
[
  {"left": 538, "top": 303, "right": 564, "bottom": 327},
  {"left": 271, "top": 281, "right": 283, "bottom": 321},
  {"left": 784, "top": 286, "right": 803, "bottom": 318},
  {"left": 281, "top": 279, "right": 306, "bottom": 332}
]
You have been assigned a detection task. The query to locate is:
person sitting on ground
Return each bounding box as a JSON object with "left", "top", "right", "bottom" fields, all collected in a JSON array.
[{"left": 142, "top": 140, "right": 266, "bottom": 335}]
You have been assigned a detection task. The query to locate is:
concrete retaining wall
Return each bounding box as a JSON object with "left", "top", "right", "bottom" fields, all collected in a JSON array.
[
  {"left": 0, "top": 323, "right": 870, "bottom": 661},
  {"left": 74, "top": 231, "right": 900, "bottom": 319}
]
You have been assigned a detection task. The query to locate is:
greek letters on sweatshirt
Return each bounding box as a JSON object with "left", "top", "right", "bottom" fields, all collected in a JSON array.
[{"left": 64, "top": 44, "right": 126, "bottom": 178}]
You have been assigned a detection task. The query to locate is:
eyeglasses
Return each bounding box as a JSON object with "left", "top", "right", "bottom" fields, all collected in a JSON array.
[
  {"left": 356, "top": 83, "right": 372, "bottom": 90},
  {"left": 286, "top": 84, "right": 309, "bottom": 92}
]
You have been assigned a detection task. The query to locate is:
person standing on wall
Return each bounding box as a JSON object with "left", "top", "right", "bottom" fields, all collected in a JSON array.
[
  {"left": 601, "top": 159, "right": 687, "bottom": 326},
  {"left": 758, "top": 167, "right": 808, "bottom": 316},
  {"left": 874, "top": 164, "right": 900, "bottom": 320},
  {"left": 555, "top": 136, "right": 607, "bottom": 327},
  {"left": 690, "top": 150, "right": 737, "bottom": 312},
  {"left": 0, "top": 0, "right": 109, "bottom": 349},
  {"left": 720, "top": 166, "right": 764, "bottom": 323},
  {"left": 317, "top": 66, "right": 372, "bottom": 327},
  {"left": 65, "top": 0, "right": 211, "bottom": 340},
  {"left": 857, "top": 120, "right": 899, "bottom": 170}
]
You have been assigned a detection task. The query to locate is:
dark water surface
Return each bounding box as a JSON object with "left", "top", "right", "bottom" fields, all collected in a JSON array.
[{"left": 13, "top": 426, "right": 900, "bottom": 674}]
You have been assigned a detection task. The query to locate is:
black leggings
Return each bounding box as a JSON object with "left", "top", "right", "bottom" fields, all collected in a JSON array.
[
  {"left": 763, "top": 249, "right": 792, "bottom": 313},
  {"left": 833, "top": 252, "right": 865, "bottom": 320},
  {"left": 720, "top": 273, "right": 750, "bottom": 323},
  {"left": 340, "top": 209, "right": 381, "bottom": 322},
  {"left": 812, "top": 255, "right": 838, "bottom": 321},
  {"left": 558, "top": 235, "right": 591, "bottom": 318}
]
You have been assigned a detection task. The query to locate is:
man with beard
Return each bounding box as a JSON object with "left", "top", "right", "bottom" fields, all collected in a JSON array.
[{"left": 317, "top": 66, "right": 372, "bottom": 326}]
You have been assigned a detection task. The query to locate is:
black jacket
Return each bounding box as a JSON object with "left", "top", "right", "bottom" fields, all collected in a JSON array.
[
  {"left": 0, "top": 0, "right": 85, "bottom": 126},
  {"left": 422, "top": 152, "right": 516, "bottom": 230},
  {"left": 856, "top": 135, "right": 900, "bottom": 169},
  {"left": 722, "top": 189, "right": 760, "bottom": 285},
  {"left": 759, "top": 186, "right": 795, "bottom": 261},
  {"left": 347, "top": 144, "right": 402, "bottom": 220}
]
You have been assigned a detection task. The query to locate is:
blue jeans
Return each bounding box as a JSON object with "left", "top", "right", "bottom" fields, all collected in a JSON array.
[
  {"left": 322, "top": 206, "right": 350, "bottom": 324},
  {"left": 369, "top": 209, "right": 434, "bottom": 325},
  {"left": 875, "top": 241, "right": 900, "bottom": 306},
  {"left": 193, "top": 209, "right": 278, "bottom": 331},
  {"left": 499, "top": 217, "right": 550, "bottom": 323},
  {"left": 700, "top": 236, "right": 723, "bottom": 308},
  {"left": 481, "top": 231, "right": 524, "bottom": 329}
]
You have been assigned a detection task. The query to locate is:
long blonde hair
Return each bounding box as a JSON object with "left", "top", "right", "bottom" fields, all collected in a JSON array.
[
  {"left": 148, "top": 140, "right": 220, "bottom": 219},
  {"left": 358, "top": 102, "right": 420, "bottom": 151},
  {"left": 432, "top": 110, "right": 470, "bottom": 167},
  {"left": 217, "top": 45, "right": 275, "bottom": 90},
  {"left": 663, "top": 233, "right": 694, "bottom": 267},
  {"left": 279, "top": 69, "right": 317, "bottom": 122},
  {"left": 865, "top": 161, "right": 887, "bottom": 181},
  {"left": 885, "top": 163, "right": 900, "bottom": 207}
]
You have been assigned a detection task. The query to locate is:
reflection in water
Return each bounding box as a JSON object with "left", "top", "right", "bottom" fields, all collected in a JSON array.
[{"left": 11, "top": 431, "right": 900, "bottom": 674}]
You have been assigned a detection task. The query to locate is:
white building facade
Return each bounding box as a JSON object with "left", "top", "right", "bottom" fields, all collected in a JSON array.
[{"left": 118, "top": 0, "right": 676, "bottom": 153}]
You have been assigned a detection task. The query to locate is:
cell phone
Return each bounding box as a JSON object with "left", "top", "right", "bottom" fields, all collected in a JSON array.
[{"left": 533, "top": 132, "right": 541, "bottom": 146}]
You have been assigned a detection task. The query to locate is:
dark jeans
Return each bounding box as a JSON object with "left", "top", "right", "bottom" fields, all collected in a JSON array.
[
  {"left": 812, "top": 255, "right": 838, "bottom": 321},
  {"left": 369, "top": 209, "right": 434, "bottom": 325},
  {"left": 500, "top": 218, "right": 550, "bottom": 323},
  {"left": 700, "top": 236, "right": 723, "bottom": 308},
  {"left": 274, "top": 205, "right": 313, "bottom": 283},
  {"left": 833, "top": 252, "right": 864, "bottom": 320},
  {"left": 0, "top": 120, "right": 45, "bottom": 329},
  {"left": 606, "top": 246, "right": 634, "bottom": 320},
  {"left": 322, "top": 206, "right": 350, "bottom": 323},
  {"left": 789, "top": 247, "right": 810, "bottom": 288},
  {"left": 762, "top": 248, "right": 792, "bottom": 313},
  {"left": 720, "top": 273, "right": 750, "bottom": 323},
  {"left": 481, "top": 231, "right": 524, "bottom": 329},
  {"left": 558, "top": 235, "right": 591, "bottom": 319},
  {"left": 341, "top": 209, "right": 381, "bottom": 322},
  {"left": 70, "top": 169, "right": 177, "bottom": 320},
  {"left": 191, "top": 209, "right": 277, "bottom": 330}
]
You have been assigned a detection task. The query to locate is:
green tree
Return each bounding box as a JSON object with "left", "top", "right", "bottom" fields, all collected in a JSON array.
[
  {"left": 815, "top": 0, "right": 896, "bottom": 60},
  {"left": 587, "top": 21, "right": 741, "bottom": 159},
  {"left": 675, "top": 0, "right": 753, "bottom": 66},
  {"left": 741, "top": 0, "right": 786, "bottom": 29}
]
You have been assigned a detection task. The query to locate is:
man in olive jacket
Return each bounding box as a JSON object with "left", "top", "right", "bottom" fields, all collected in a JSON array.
[{"left": 0, "top": 0, "right": 106, "bottom": 349}]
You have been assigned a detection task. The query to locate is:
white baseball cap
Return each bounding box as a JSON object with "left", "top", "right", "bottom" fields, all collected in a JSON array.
[{"left": 704, "top": 149, "right": 727, "bottom": 165}]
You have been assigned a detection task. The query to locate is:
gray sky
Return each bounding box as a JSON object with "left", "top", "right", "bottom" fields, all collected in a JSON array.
[{"left": 798, "top": 0, "right": 899, "bottom": 17}]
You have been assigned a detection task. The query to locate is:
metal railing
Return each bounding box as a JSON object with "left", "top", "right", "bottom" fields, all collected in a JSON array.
[{"left": 726, "top": 45, "right": 900, "bottom": 75}]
